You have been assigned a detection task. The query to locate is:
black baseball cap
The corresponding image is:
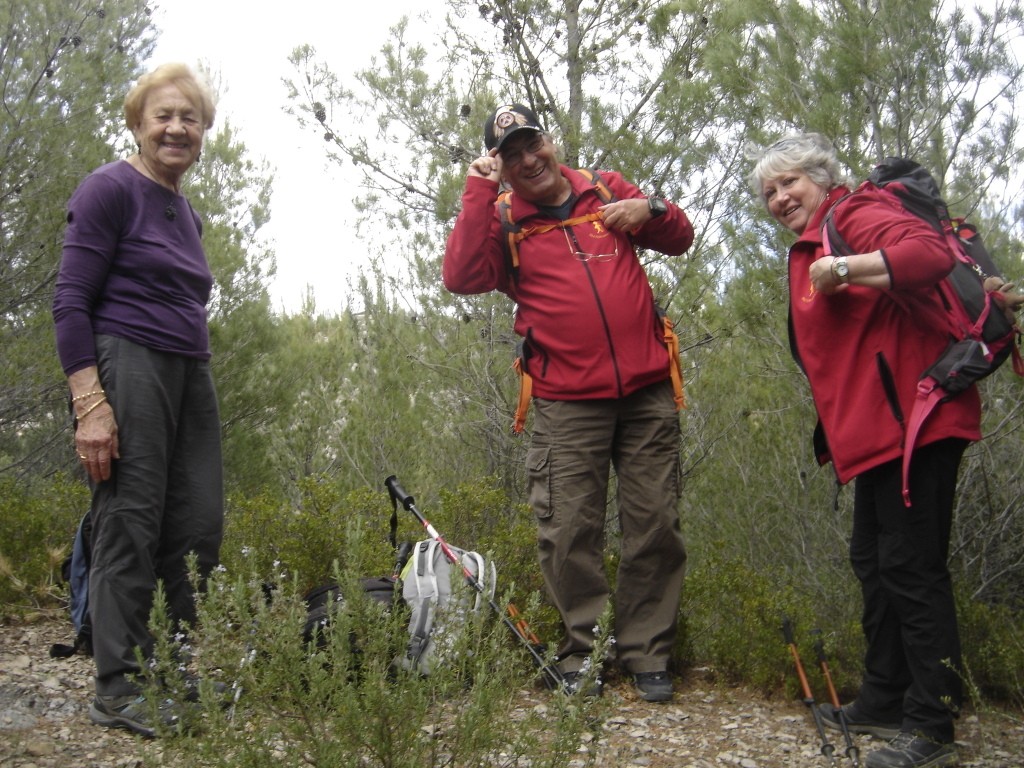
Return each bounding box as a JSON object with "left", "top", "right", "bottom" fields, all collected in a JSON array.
[{"left": 484, "top": 104, "right": 545, "bottom": 152}]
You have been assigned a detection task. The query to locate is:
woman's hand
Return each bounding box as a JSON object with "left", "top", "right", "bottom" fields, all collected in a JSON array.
[
  {"left": 69, "top": 367, "right": 119, "bottom": 483},
  {"left": 810, "top": 250, "right": 891, "bottom": 295},
  {"left": 810, "top": 256, "right": 847, "bottom": 295}
]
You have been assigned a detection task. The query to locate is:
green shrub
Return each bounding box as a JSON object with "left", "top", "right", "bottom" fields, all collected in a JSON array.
[
  {"left": 682, "top": 544, "right": 859, "bottom": 694},
  {"left": 0, "top": 476, "right": 88, "bottom": 617},
  {"left": 958, "top": 591, "right": 1024, "bottom": 705},
  {"left": 143, "top": 532, "right": 607, "bottom": 767},
  {"left": 220, "top": 480, "right": 397, "bottom": 595}
]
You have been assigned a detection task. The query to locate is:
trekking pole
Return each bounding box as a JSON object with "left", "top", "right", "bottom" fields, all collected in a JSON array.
[
  {"left": 813, "top": 630, "right": 860, "bottom": 767},
  {"left": 781, "top": 615, "right": 838, "bottom": 767},
  {"left": 506, "top": 602, "right": 543, "bottom": 647},
  {"left": 384, "top": 475, "right": 565, "bottom": 690}
]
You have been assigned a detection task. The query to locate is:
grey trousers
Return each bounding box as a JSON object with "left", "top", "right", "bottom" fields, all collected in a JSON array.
[
  {"left": 526, "top": 379, "right": 687, "bottom": 674},
  {"left": 89, "top": 335, "right": 224, "bottom": 697}
]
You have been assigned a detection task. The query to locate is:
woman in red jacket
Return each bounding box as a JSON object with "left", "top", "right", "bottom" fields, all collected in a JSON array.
[{"left": 749, "top": 132, "right": 978, "bottom": 768}]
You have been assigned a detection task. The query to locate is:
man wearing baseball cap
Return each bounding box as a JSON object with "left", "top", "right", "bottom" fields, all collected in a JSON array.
[{"left": 443, "top": 103, "right": 694, "bottom": 702}]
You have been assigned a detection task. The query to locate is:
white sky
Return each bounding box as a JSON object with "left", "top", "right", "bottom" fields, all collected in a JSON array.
[{"left": 149, "top": 0, "right": 438, "bottom": 315}]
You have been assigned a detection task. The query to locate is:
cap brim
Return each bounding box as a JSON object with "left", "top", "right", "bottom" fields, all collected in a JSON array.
[{"left": 494, "top": 125, "right": 542, "bottom": 152}]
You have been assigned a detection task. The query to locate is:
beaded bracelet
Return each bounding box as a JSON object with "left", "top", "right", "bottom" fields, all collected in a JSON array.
[
  {"left": 77, "top": 396, "right": 108, "bottom": 419},
  {"left": 71, "top": 389, "right": 105, "bottom": 402}
]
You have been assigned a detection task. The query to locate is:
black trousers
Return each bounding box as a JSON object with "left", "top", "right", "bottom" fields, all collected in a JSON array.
[
  {"left": 850, "top": 437, "right": 967, "bottom": 743},
  {"left": 89, "top": 336, "right": 224, "bottom": 697}
]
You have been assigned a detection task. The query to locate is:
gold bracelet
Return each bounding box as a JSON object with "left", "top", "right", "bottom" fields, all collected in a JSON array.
[
  {"left": 71, "top": 389, "right": 105, "bottom": 402},
  {"left": 77, "top": 396, "right": 108, "bottom": 419}
]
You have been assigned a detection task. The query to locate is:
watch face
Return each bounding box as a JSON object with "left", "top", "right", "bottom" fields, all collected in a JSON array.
[
  {"left": 837, "top": 260, "right": 849, "bottom": 276},
  {"left": 649, "top": 197, "right": 667, "bottom": 216}
]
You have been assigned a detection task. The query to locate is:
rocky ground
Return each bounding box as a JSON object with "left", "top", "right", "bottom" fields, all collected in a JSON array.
[{"left": 2, "top": 615, "right": 1023, "bottom": 768}]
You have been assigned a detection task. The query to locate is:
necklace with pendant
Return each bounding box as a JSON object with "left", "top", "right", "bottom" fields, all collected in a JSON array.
[{"left": 137, "top": 155, "right": 180, "bottom": 221}]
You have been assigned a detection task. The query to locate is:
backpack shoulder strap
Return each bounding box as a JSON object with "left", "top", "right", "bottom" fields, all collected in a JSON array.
[
  {"left": 576, "top": 168, "right": 616, "bottom": 204},
  {"left": 499, "top": 168, "right": 618, "bottom": 281},
  {"left": 496, "top": 189, "right": 521, "bottom": 280}
]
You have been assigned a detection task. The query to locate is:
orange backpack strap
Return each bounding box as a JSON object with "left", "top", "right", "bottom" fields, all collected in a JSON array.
[
  {"left": 497, "top": 190, "right": 521, "bottom": 277},
  {"left": 498, "top": 169, "right": 616, "bottom": 282},
  {"left": 512, "top": 349, "right": 533, "bottom": 434},
  {"left": 577, "top": 168, "right": 614, "bottom": 205},
  {"left": 660, "top": 311, "right": 686, "bottom": 410}
]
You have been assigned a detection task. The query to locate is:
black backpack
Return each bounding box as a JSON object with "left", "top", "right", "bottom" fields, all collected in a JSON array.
[{"left": 50, "top": 512, "right": 93, "bottom": 658}]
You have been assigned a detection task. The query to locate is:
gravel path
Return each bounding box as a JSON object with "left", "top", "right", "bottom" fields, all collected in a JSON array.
[{"left": 2, "top": 616, "right": 1022, "bottom": 767}]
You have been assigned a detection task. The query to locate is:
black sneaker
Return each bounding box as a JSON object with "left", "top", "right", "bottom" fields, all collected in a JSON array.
[
  {"left": 633, "top": 671, "right": 673, "bottom": 703},
  {"left": 819, "top": 702, "right": 902, "bottom": 739},
  {"left": 561, "top": 670, "right": 602, "bottom": 698},
  {"left": 865, "top": 731, "right": 958, "bottom": 768},
  {"left": 88, "top": 694, "right": 179, "bottom": 738}
]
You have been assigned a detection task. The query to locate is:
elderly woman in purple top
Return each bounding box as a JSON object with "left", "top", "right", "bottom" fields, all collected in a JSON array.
[{"left": 52, "top": 63, "right": 224, "bottom": 737}]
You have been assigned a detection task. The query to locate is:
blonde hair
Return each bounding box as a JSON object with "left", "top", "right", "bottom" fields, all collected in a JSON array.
[
  {"left": 746, "top": 132, "right": 851, "bottom": 202},
  {"left": 124, "top": 63, "right": 216, "bottom": 131}
]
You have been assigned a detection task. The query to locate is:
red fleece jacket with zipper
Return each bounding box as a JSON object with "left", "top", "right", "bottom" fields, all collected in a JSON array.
[
  {"left": 443, "top": 166, "right": 694, "bottom": 401},
  {"left": 790, "top": 185, "right": 982, "bottom": 484}
]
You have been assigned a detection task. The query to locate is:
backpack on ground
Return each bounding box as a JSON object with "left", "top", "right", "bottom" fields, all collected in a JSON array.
[
  {"left": 497, "top": 168, "right": 686, "bottom": 433},
  {"left": 302, "top": 575, "right": 401, "bottom": 648},
  {"left": 50, "top": 512, "right": 93, "bottom": 658},
  {"left": 822, "top": 157, "right": 1023, "bottom": 506},
  {"left": 394, "top": 539, "right": 496, "bottom": 676}
]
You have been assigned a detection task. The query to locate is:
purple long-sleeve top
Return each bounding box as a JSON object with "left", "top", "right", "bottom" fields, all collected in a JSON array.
[{"left": 53, "top": 160, "right": 214, "bottom": 376}]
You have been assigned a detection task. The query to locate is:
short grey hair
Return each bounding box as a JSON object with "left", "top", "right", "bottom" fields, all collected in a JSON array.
[{"left": 746, "top": 132, "right": 851, "bottom": 202}]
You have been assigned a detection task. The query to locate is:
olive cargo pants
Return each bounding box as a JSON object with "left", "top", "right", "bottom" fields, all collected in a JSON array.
[{"left": 526, "top": 380, "right": 687, "bottom": 674}]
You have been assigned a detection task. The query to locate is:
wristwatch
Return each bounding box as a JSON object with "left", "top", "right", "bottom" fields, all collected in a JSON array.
[
  {"left": 648, "top": 197, "right": 667, "bottom": 218},
  {"left": 832, "top": 256, "right": 850, "bottom": 284}
]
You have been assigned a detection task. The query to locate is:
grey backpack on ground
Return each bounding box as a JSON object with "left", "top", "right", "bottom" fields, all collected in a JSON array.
[{"left": 396, "top": 539, "right": 496, "bottom": 676}]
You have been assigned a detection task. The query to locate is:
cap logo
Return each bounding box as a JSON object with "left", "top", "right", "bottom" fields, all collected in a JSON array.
[{"left": 493, "top": 107, "right": 529, "bottom": 142}]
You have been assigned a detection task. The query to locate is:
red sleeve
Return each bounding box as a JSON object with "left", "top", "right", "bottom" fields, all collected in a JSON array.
[
  {"left": 831, "top": 191, "right": 956, "bottom": 290},
  {"left": 442, "top": 176, "right": 511, "bottom": 296},
  {"left": 599, "top": 171, "right": 695, "bottom": 256}
]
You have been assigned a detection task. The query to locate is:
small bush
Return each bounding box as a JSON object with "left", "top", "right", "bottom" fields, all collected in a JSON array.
[
  {"left": 144, "top": 526, "right": 607, "bottom": 767},
  {"left": 0, "top": 476, "right": 88, "bottom": 617},
  {"left": 220, "top": 480, "right": 397, "bottom": 595},
  {"left": 683, "top": 544, "right": 852, "bottom": 694},
  {"left": 958, "top": 591, "right": 1024, "bottom": 705}
]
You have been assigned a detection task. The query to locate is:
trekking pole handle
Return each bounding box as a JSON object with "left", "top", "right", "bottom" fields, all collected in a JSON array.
[
  {"left": 781, "top": 616, "right": 815, "bottom": 702},
  {"left": 385, "top": 475, "right": 414, "bottom": 510}
]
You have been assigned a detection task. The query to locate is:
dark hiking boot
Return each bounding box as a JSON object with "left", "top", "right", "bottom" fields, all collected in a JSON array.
[
  {"left": 561, "top": 670, "right": 602, "bottom": 698},
  {"left": 89, "top": 694, "right": 180, "bottom": 738},
  {"left": 819, "top": 701, "right": 902, "bottom": 739},
  {"left": 633, "top": 671, "right": 674, "bottom": 703},
  {"left": 865, "top": 731, "right": 958, "bottom": 768}
]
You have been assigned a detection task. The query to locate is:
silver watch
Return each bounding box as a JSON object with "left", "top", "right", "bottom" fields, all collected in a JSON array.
[{"left": 833, "top": 257, "right": 850, "bottom": 284}]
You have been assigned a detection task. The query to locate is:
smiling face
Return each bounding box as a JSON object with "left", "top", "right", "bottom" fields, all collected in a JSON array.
[
  {"left": 131, "top": 83, "right": 204, "bottom": 190},
  {"left": 500, "top": 132, "right": 571, "bottom": 207},
  {"left": 762, "top": 170, "right": 829, "bottom": 235}
]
